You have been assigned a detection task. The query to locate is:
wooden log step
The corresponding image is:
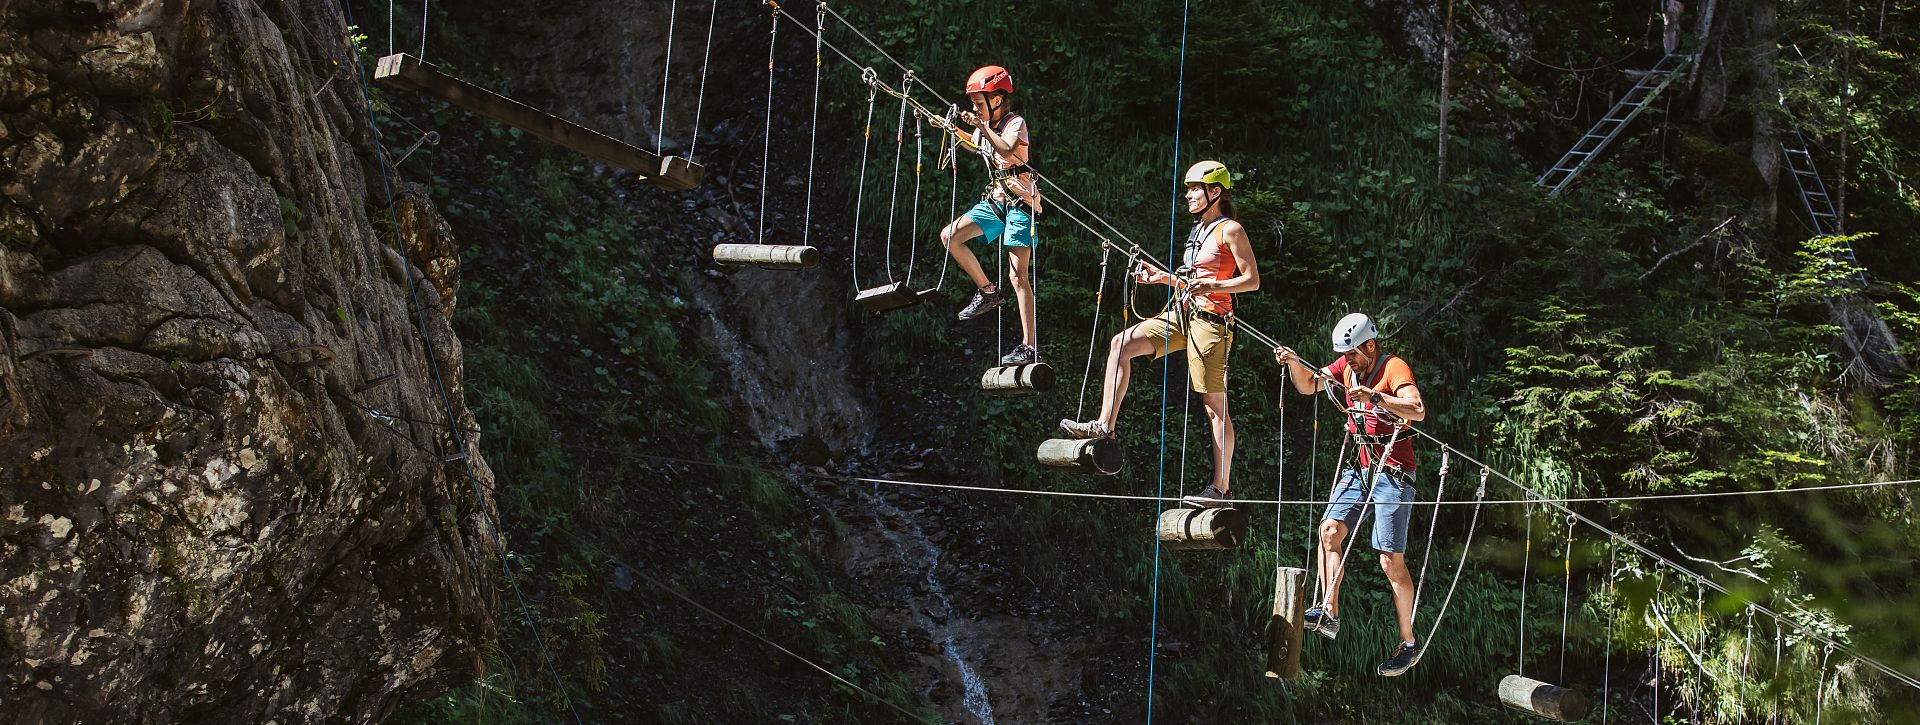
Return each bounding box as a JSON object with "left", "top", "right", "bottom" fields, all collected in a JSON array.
[
  {"left": 979, "top": 363, "right": 1055, "bottom": 396},
  {"left": 712, "top": 243, "right": 820, "bottom": 270},
  {"left": 1035, "top": 437, "right": 1121, "bottom": 475},
  {"left": 1497, "top": 675, "right": 1589, "bottom": 722},
  {"left": 373, "top": 53, "right": 704, "bottom": 191},
  {"left": 1264, "top": 566, "right": 1309, "bottom": 680},
  {"left": 1157, "top": 506, "right": 1247, "bottom": 552},
  {"left": 855, "top": 282, "right": 922, "bottom": 313}
]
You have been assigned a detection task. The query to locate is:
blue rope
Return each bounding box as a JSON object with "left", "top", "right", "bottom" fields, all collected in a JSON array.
[
  {"left": 337, "top": 4, "right": 583, "bottom": 722},
  {"left": 1146, "top": 1, "right": 1190, "bottom": 719}
]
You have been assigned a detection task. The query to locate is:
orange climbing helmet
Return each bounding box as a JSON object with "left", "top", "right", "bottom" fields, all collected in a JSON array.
[{"left": 965, "top": 65, "right": 1013, "bottom": 95}]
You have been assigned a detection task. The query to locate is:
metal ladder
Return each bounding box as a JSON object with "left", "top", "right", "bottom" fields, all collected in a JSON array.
[
  {"left": 1780, "top": 128, "right": 1868, "bottom": 286},
  {"left": 1536, "top": 53, "right": 1695, "bottom": 196}
]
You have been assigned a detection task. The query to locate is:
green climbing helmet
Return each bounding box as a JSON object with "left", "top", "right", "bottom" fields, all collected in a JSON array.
[{"left": 1184, "top": 160, "right": 1232, "bottom": 189}]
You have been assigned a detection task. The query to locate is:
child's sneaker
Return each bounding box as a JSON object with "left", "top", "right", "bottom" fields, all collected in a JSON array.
[
  {"left": 1304, "top": 606, "right": 1340, "bottom": 640},
  {"left": 957, "top": 287, "right": 1007, "bottom": 321}
]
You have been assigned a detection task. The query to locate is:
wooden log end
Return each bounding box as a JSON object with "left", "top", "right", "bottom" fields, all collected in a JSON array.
[
  {"left": 712, "top": 244, "right": 820, "bottom": 270},
  {"left": 979, "top": 363, "right": 1056, "bottom": 396},
  {"left": 1035, "top": 437, "right": 1122, "bottom": 475},
  {"left": 1498, "top": 674, "right": 1589, "bottom": 722},
  {"left": 1157, "top": 507, "right": 1248, "bottom": 551}
]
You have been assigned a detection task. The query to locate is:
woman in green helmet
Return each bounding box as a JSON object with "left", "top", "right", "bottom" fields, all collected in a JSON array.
[{"left": 1060, "top": 160, "right": 1260, "bottom": 506}]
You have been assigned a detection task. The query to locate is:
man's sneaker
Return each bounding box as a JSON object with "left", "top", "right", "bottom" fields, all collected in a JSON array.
[
  {"left": 1182, "top": 484, "right": 1233, "bottom": 508},
  {"left": 956, "top": 287, "right": 1007, "bottom": 321},
  {"left": 1376, "top": 639, "right": 1423, "bottom": 677},
  {"left": 999, "top": 344, "right": 1038, "bottom": 366},
  {"left": 1303, "top": 607, "right": 1340, "bottom": 640},
  {"left": 1057, "top": 419, "right": 1113, "bottom": 439}
]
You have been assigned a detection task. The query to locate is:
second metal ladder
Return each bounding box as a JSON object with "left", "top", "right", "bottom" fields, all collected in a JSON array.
[{"left": 1536, "top": 53, "right": 1695, "bottom": 196}]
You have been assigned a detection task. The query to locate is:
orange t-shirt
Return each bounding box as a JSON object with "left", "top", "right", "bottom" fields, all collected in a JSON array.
[{"left": 1324, "top": 354, "right": 1417, "bottom": 473}]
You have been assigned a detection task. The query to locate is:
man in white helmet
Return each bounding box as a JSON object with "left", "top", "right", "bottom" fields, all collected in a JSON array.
[{"left": 1273, "top": 312, "right": 1428, "bottom": 677}]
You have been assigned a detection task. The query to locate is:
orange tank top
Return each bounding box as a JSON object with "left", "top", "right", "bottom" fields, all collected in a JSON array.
[{"left": 1181, "top": 217, "right": 1236, "bottom": 315}]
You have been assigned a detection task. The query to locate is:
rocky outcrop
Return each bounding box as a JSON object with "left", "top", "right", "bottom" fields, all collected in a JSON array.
[{"left": 0, "top": 1, "right": 494, "bottom": 722}]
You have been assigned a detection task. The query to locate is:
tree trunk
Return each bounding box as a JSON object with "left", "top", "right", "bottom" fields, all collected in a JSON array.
[{"left": 1746, "top": 0, "right": 1781, "bottom": 228}]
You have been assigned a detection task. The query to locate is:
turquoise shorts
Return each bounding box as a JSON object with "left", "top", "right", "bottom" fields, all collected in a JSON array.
[
  {"left": 1322, "top": 467, "right": 1415, "bottom": 553},
  {"left": 963, "top": 200, "right": 1035, "bottom": 248}
]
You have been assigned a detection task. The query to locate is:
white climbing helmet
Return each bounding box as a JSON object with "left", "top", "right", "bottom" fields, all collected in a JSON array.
[{"left": 1331, "top": 312, "right": 1377, "bottom": 353}]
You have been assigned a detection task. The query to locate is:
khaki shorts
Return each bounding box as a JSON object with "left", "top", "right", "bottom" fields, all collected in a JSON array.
[{"left": 1136, "top": 308, "right": 1233, "bottom": 393}]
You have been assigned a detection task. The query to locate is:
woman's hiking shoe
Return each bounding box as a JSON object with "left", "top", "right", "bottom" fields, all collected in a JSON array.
[
  {"left": 1057, "top": 419, "right": 1113, "bottom": 439},
  {"left": 1377, "top": 640, "right": 1423, "bottom": 677},
  {"left": 1182, "top": 485, "right": 1233, "bottom": 508},
  {"left": 957, "top": 287, "right": 1007, "bottom": 320},
  {"left": 999, "top": 344, "right": 1039, "bottom": 365},
  {"left": 1303, "top": 607, "right": 1340, "bottom": 639}
]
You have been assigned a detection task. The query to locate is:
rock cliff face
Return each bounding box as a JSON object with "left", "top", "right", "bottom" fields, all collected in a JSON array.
[{"left": 0, "top": 1, "right": 494, "bottom": 722}]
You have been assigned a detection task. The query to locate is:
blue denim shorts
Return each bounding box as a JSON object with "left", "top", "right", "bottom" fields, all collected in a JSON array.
[
  {"left": 963, "top": 200, "right": 1035, "bottom": 248},
  {"left": 1322, "top": 467, "right": 1415, "bottom": 553}
]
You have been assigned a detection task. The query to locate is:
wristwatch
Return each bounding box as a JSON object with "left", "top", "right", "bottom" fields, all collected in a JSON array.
[{"left": 1370, "top": 392, "right": 1383, "bottom": 404}]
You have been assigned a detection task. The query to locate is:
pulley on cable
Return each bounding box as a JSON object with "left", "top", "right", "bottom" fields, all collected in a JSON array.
[{"left": 715, "top": 1, "right": 820, "bottom": 270}]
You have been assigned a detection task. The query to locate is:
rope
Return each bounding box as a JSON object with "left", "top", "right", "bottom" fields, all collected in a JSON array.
[
  {"left": 758, "top": 7, "right": 777, "bottom": 245},
  {"left": 800, "top": 3, "right": 823, "bottom": 248},
  {"left": 906, "top": 109, "right": 924, "bottom": 285},
  {"left": 1816, "top": 643, "right": 1835, "bottom": 725},
  {"left": 850, "top": 73, "right": 877, "bottom": 290},
  {"left": 1560, "top": 515, "right": 1575, "bottom": 682},
  {"left": 1414, "top": 466, "right": 1490, "bottom": 661},
  {"left": 1519, "top": 498, "right": 1533, "bottom": 676},
  {"left": 1076, "top": 247, "right": 1112, "bottom": 420},
  {"left": 1602, "top": 527, "right": 1616, "bottom": 724},
  {"left": 1410, "top": 449, "right": 1452, "bottom": 618},
  {"left": 1309, "top": 432, "right": 1352, "bottom": 613},
  {"left": 1696, "top": 581, "right": 1708, "bottom": 716},
  {"left": 1743, "top": 604, "right": 1756, "bottom": 683},
  {"left": 1147, "top": 1, "right": 1192, "bottom": 715},
  {"left": 1306, "top": 394, "right": 1320, "bottom": 568},
  {"left": 656, "top": 0, "right": 678, "bottom": 155},
  {"left": 1772, "top": 620, "right": 1784, "bottom": 724},
  {"left": 418, "top": 0, "right": 427, "bottom": 59},
  {"left": 1275, "top": 396, "right": 1287, "bottom": 564},
  {"left": 882, "top": 71, "right": 911, "bottom": 283},
  {"left": 689, "top": 0, "right": 719, "bottom": 161},
  {"left": 336, "top": 3, "right": 580, "bottom": 720},
  {"left": 936, "top": 132, "right": 957, "bottom": 290}
]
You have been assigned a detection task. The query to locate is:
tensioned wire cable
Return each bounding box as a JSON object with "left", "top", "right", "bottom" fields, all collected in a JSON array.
[{"left": 1145, "top": 0, "right": 1191, "bottom": 717}]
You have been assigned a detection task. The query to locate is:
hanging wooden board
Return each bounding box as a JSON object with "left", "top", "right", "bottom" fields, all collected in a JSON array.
[
  {"left": 712, "top": 243, "right": 820, "bottom": 270},
  {"left": 855, "top": 282, "right": 922, "bottom": 313},
  {"left": 1157, "top": 506, "right": 1247, "bottom": 551},
  {"left": 1264, "top": 566, "right": 1309, "bottom": 680},
  {"left": 1035, "top": 437, "right": 1121, "bottom": 475},
  {"left": 1497, "top": 674, "right": 1589, "bottom": 722},
  {"left": 979, "top": 363, "right": 1054, "bottom": 396},
  {"left": 373, "top": 53, "right": 704, "bottom": 191}
]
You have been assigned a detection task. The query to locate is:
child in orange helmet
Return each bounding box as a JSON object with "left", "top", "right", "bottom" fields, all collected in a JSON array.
[{"left": 940, "top": 65, "right": 1044, "bottom": 366}]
